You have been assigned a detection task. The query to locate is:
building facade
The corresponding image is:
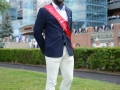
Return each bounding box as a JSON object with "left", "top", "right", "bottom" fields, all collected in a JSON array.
[
  {"left": 64, "top": 0, "right": 107, "bottom": 30},
  {"left": 7, "top": 0, "right": 120, "bottom": 47},
  {"left": 72, "top": 23, "right": 120, "bottom": 47},
  {"left": 8, "top": 0, "right": 52, "bottom": 36}
]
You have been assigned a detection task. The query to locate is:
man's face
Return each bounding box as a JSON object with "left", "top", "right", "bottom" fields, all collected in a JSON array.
[{"left": 53, "top": 0, "right": 64, "bottom": 3}]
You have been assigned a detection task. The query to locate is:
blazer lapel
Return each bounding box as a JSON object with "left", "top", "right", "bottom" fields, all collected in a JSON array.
[{"left": 65, "top": 7, "right": 71, "bottom": 28}]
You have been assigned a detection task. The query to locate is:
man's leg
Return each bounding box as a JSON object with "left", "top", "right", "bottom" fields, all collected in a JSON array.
[
  {"left": 45, "top": 56, "right": 61, "bottom": 90},
  {"left": 60, "top": 46, "right": 74, "bottom": 90}
]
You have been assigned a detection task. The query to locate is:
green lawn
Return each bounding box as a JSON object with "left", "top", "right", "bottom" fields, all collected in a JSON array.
[{"left": 0, "top": 67, "right": 120, "bottom": 90}]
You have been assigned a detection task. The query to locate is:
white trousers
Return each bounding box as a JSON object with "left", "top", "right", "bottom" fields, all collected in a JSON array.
[{"left": 45, "top": 46, "right": 74, "bottom": 90}]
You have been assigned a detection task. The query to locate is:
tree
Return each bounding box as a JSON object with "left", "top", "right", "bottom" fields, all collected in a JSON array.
[
  {"left": 0, "top": 0, "right": 11, "bottom": 24},
  {"left": 0, "top": 0, "right": 11, "bottom": 15},
  {"left": 0, "top": 12, "right": 13, "bottom": 38}
]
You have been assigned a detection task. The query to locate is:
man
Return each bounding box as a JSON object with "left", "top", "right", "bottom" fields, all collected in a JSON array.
[{"left": 34, "top": 0, "right": 74, "bottom": 90}]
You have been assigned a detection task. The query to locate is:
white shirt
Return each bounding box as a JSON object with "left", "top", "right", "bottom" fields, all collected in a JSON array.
[{"left": 52, "top": 1, "right": 68, "bottom": 21}]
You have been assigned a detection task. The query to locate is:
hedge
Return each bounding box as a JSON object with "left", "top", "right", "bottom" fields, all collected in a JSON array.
[
  {"left": 74, "top": 47, "right": 120, "bottom": 72},
  {"left": 0, "top": 48, "right": 45, "bottom": 65},
  {"left": 0, "top": 47, "right": 120, "bottom": 72}
]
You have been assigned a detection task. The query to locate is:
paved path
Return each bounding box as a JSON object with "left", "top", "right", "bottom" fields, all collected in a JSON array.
[{"left": 0, "top": 62, "right": 120, "bottom": 85}]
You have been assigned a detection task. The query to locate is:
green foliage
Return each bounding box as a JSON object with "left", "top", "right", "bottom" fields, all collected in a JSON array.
[
  {"left": 74, "top": 47, "right": 120, "bottom": 72},
  {"left": 74, "top": 48, "right": 93, "bottom": 68},
  {"left": 0, "top": 0, "right": 11, "bottom": 15},
  {"left": 0, "top": 49, "right": 45, "bottom": 65},
  {"left": 0, "top": 12, "right": 13, "bottom": 38},
  {"left": 87, "top": 48, "right": 107, "bottom": 70},
  {"left": 0, "top": 47, "right": 120, "bottom": 72}
]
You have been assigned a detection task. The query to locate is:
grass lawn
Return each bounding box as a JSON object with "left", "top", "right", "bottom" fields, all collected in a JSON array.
[{"left": 0, "top": 67, "right": 120, "bottom": 90}]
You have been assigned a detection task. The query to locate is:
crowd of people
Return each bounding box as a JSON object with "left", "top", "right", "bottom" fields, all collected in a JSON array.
[
  {"left": 108, "top": 15, "right": 120, "bottom": 20},
  {"left": 108, "top": 0, "right": 120, "bottom": 4},
  {"left": 94, "top": 38, "right": 112, "bottom": 48},
  {"left": 108, "top": 0, "right": 120, "bottom": 21},
  {"left": 28, "top": 38, "right": 38, "bottom": 48},
  {"left": 11, "top": 36, "right": 39, "bottom": 49}
]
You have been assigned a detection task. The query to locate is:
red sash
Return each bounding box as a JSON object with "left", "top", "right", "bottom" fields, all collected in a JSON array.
[{"left": 44, "top": 4, "right": 71, "bottom": 40}]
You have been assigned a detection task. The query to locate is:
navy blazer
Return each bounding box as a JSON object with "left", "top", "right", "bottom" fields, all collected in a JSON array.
[{"left": 34, "top": 4, "right": 73, "bottom": 57}]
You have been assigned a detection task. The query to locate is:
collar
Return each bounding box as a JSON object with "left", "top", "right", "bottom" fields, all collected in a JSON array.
[{"left": 52, "top": 1, "right": 65, "bottom": 10}]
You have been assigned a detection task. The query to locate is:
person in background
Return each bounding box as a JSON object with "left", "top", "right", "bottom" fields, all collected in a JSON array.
[
  {"left": 9, "top": 35, "right": 12, "bottom": 42},
  {"left": 95, "top": 38, "right": 102, "bottom": 48},
  {"left": 22, "top": 36, "right": 26, "bottom": 42},
  {"left": 34, "top": 0, "right": 74, "bottom": 90},
  {"left": 34, "top": 40, "right": 38, "bottom": 48},
  {"left": 16, "top": 36, "right": 19, "bottom": 43},
  {"left": 106, "top": 42, "right": 111, "bottom": 47},
  {"left": 76, "top": 43, "right": 80, "bottom": 47},
  {"left": 18, "top": 36, "right": 21, "bottom": 43},
  {"left": 29, "top": 41, "right": 32, "bottom": 48}
]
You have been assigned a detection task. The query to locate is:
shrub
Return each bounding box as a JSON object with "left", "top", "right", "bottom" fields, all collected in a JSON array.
[
  {"left": 0, "top": 47, "right": 120, "bottom": 72},
  {"left": 0, "top": 48, "right": 45, "bottom": 65}
]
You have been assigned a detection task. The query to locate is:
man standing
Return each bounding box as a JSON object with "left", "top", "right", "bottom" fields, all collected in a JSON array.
[{"left": 34, "top": 0, "right": 74, "bottom": 90}]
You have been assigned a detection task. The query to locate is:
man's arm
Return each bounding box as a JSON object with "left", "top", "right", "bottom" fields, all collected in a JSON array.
[{"left": 34, "top": 8, "right": 46, "bottom": 54}]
